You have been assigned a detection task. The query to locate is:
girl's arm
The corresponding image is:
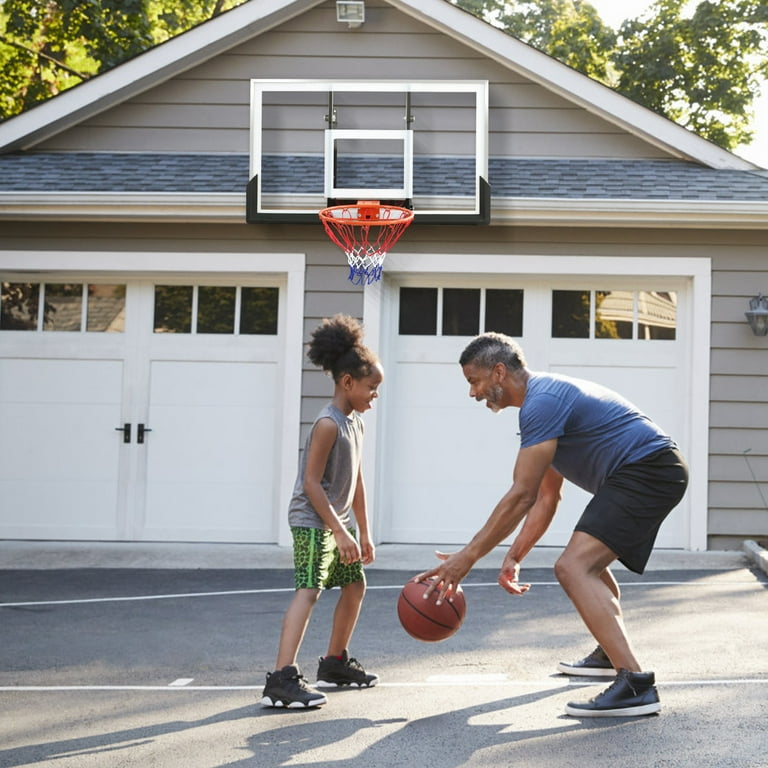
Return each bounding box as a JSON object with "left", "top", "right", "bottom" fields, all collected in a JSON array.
[{"left": 351, "top": 466, "right": 375, "bottom": 565}]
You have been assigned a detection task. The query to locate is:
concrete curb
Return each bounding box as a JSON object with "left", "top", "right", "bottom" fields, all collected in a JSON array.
[
  {"left": 743, "top": 539, "right": 768, "bottom": 577},
  {"left": 0, "top": 540, "right": 752, "bottom": 571}
]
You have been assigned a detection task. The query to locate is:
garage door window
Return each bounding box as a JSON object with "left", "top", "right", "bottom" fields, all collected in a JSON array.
[
  {"left": 153, "top": 285, "right": 279, "bottom": 335},
  {"left": 0, "top": 282, "right": 126, "bottom": 332},
  {"left": 399, "top": 287, "right": 523, "bottom": 336},
  {"left": 552, "top": 289, "right": 676, "bottom": 340}
]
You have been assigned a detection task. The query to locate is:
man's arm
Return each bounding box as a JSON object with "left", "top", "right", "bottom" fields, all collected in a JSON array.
[
  {"left": 506, "top": 464, "right": 563, "bottom": 563},
  {"left": 498, "top": 465, "right": 563, "bottom": 594},
  {"left": 417, "top": 438, "right": 558, "bottom": 602}
]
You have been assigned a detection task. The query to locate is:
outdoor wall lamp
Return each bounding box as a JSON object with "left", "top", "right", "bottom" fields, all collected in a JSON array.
[
  {"left": 337, "top": 1, "right": 364, "bottom": 28},
  {"left": 745, "top": 293, "right": 768, "bottom": 336}
]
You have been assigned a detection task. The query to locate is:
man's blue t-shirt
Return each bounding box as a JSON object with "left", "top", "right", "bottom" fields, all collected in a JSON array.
[{"left": 519, "top": 372, "right": 675, "bottom": 494}]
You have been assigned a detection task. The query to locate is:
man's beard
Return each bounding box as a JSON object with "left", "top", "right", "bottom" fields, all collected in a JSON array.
[{"left": 486, "top": 384, "right": 504, "bottom": 413}]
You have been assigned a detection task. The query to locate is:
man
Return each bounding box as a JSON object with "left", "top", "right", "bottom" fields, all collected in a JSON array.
[{"left": 418, "top": 332, "right": 688, "bottom": 717}]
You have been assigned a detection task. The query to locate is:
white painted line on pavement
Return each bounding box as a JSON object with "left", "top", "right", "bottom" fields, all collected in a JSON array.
[
  {"left": 1, "top": 579, "right": 759, "bottom": 609},
  {"left": 0, "top": 588, "right": 286, "bottom": 608},
  {"left": 168, "top": 678, "right": 194, "bottom": 687},
  {"left": 427, "top": 673, "right": 511, "bottom": 683},
  {"left": 0, "top": 685, "right": 258, "bottom": 691}
]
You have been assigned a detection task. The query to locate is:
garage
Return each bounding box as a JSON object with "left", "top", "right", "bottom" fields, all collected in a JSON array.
[
  {"left": 0, "top": 252, "right": 305, "bottom": 543},
  {"left": 366, "top": 253, "right": 710, "bottom": 551}
]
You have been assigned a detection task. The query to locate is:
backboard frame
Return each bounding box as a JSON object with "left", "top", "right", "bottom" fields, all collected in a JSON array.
[{"left": 246, "top": 79, "right": 490, "bottom": 224}]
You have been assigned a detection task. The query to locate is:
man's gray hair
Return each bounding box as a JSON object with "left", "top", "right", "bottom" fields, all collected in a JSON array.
[{"left": 459, "top": 332, "right": 526, "bottom": 371}]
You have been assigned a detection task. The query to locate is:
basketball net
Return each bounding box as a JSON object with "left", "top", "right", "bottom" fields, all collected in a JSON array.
[{"left": 318, "top": 201, "right": 414, "bottom": 285}]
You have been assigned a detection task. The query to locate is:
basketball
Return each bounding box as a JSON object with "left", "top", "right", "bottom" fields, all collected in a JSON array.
[{"left": 397, "top": 578, "right": 466, "bottom": 642}]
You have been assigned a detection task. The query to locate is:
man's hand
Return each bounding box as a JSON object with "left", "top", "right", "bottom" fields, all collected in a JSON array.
[
  {"left": 498, "top": 551, "right": 530, "bottom": 595},
  {"left": 414, "top": 550, "right": 475, "bottom": 605}
]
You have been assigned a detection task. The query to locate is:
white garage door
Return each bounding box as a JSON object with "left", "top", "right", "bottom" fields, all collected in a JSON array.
[
  {"left": 0, "top": 277, "right": 286, "bottom": 542},
  {"left": 377, "top": 276, "right": 692, "bottom": 549}
]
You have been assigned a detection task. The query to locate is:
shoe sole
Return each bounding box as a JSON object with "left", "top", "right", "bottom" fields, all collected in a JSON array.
[
  {"left": 557, "top": 663, "right": 616, "bottom": 677},
  {"left": 315, "top": 678, "right": 379, "bottom": 689},
  {"left": 260, "top": 695, "right": 327, "bottom": 708},
  {"left": 564, "top": 701, "right": 661, "bottom": 717}
]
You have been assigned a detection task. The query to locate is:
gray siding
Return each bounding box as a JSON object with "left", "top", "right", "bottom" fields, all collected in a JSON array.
[
  {"left": 37, "top": 1, "right": 667, "bottom": 160},
  {"left": 710, "top": 246, "right": 768, "bottom": 548}
]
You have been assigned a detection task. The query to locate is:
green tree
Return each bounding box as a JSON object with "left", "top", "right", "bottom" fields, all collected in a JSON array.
[
  {"left": 615, "top": 0, "right": 768, "bottom": 150},
  {"left": 454, "top": 0, "right": 768, "bottom": 151},
  {"left": 0, "top": 0, "right": 247, "bottom": 119},
  {"left": 456, "top": 0, "right": 616, "bottom": 81}
]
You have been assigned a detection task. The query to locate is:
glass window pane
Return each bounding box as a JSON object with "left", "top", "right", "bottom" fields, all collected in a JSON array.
[
  {"left": 485, "top": 289, "right": 523, "bottom": 336},
  {"left": 87, "top": 284, "right": 125, "bottom": 332},
  {"left": 43, "top": 283, "right": 82, "bottom": 332},
  {"left": 154, "top": 285, "right": 192, "bottom": 333},
  {"left": 638, "top": 291, "right": 677, "bottom": 340},
  {"left": 443, "top": 288, "right": 480, "bottom": 336},
  {"left": 198, "top": 286, "right": 236, "bottom": 334},
  {"left": 1, "top": 282, "right": 39, "bottom": 330},
  {"left": 240, "top": 287, "right": 279, "bottom": 335},
  {"left": 399, "top": 287, "right": 437, "bottom": 335},
  {"left": 552, "top": 290, "right": 590, "bottom": 338},
  {"left": 595, "top": 290, "right": 633, "bottom": 339}
]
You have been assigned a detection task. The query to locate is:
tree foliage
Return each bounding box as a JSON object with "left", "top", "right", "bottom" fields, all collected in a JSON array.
[
  {"left": 454, "top": 0, "right": 768, "bottom": 151},
  {"left": 0, "top": 0, "right": 246, "bottom": 119},
  {"left": 456, "top": 0, "right": 616, "bottom": 81},
  {"left": 615, "top": 0, "right": 768, "bottom": 149}
]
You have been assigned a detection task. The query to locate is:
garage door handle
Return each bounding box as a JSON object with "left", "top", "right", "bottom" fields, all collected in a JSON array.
[
  {"left": 115, "top": 423, "right": 131, "bottom": 443},
  {"left": 137, "top": 423, "right": 152, "bottom": 444}
]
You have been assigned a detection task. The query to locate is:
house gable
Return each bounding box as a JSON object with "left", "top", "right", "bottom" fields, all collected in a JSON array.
[{"left": 0, "top": 0, "right": 758, "bottom": 172}]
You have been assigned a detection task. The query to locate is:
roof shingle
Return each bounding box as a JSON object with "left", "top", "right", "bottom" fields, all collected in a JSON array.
[{"left": 1, "top": 152, "right": 767, "bottom": 201}]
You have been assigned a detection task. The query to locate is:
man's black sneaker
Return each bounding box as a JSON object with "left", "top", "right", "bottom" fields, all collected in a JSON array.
[
  {"left": 316, "top": 650, "right": 379, "bottom": 688},
  {"left": 564, "top": 668, "right": 661, "bottom": 717},
  {"left": 260, "top": 665, "right": 327, "bottom": 708},
  {"left": 557, "top": 645, "right": 615, "bottom": 677}
]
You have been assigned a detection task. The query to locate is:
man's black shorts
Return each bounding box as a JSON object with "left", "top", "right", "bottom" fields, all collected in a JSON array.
[{"left": 574, "top": 447, "right": 689, "bottom": 574}]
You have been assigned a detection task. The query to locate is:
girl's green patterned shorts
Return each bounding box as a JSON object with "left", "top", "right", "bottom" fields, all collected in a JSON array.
[{"left": 291, "top": 526, "right": 365, "bottom": 590}]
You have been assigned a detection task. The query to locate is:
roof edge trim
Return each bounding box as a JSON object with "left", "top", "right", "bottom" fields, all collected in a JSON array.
[{"left": 3, "top": 192, "right": 768, "bottom": 229}]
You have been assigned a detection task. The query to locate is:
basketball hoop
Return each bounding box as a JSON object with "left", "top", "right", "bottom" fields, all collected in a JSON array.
[{"left": 319, "top": 201, "right": 414, "bottom": 285}]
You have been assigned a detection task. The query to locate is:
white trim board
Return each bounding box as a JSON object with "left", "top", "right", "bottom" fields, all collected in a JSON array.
[{"left": 5, "top": 194, "right": 768, "bottom": 229}]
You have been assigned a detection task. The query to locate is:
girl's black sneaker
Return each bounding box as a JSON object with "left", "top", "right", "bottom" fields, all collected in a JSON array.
[
  {"left": 260, "top": 665, "right": 327, "bottom": 708},
  {"left": 316, "top": 650, "right": 379, "bottom": 688}
]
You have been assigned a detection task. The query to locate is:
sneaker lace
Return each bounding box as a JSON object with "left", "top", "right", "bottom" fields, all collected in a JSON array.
[
  {"left": 287, "top": 670, "right": 312, "bottom": 690},
  {"left": 588, "top": 645, "right": 608, "bottom": 662},
  {"left": 598, "top": 669, "right": 636, "bottom": 700}
]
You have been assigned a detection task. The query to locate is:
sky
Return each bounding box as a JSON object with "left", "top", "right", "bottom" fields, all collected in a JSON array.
[{"left": 587, "top": 0, "right": 768, "bottom": 168}]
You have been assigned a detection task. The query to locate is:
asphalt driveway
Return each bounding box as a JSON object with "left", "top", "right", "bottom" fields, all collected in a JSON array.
[{"left": 0, "top": 560, "right": 766, "bottom": 768}]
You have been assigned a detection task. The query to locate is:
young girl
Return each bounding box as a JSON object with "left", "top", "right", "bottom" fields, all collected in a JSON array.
[{"left": 261, "top": 314, "right": 383, "bottom": 708}]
